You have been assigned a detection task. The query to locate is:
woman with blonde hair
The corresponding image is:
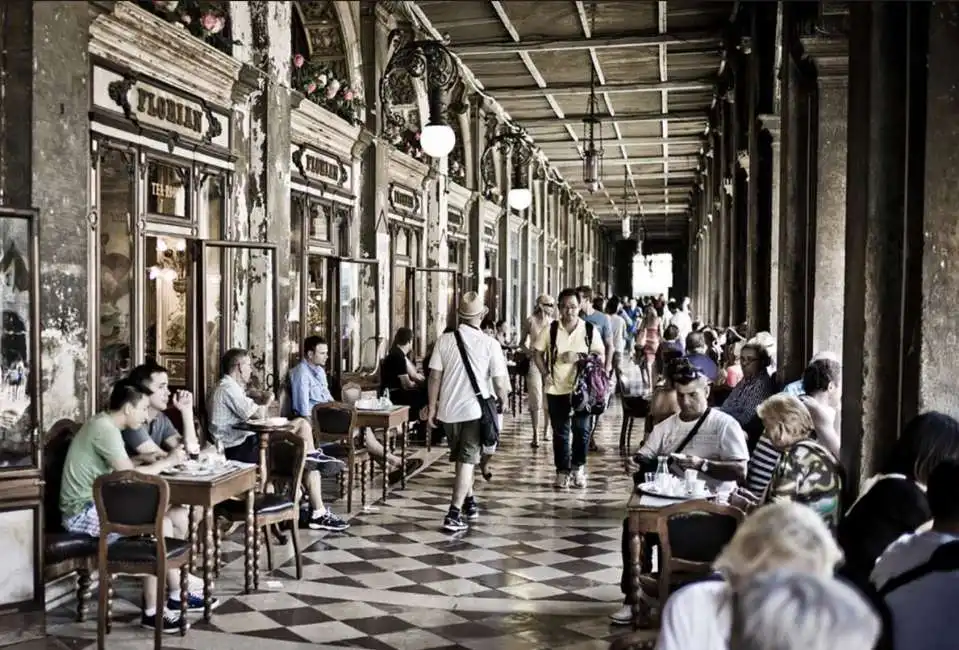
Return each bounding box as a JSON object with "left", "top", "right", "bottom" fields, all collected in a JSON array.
[
  {"left": 518, "top": 294, "right": 556, "bottom": 447},
  {"left": 656, "top": 501, "right": 844, "bottom": 650},
  {"left": 733, "top": 393, "right": 843, "bottom": 530}
]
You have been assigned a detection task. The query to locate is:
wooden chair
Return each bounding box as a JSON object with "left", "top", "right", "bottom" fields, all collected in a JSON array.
[
  {"left": 639, "top": 500, "right": 745, "bottom": 604},
  {"left": 93, "top": 471, "right": 191, "bottom": 650},
  {"left": 214, "top": 429, "right": 306, "bottom": 586},
  {"left": 312, "top": 401, "right": 368, "bottom": 513},
  {"left": 43, "top": 419, "right": 98, "bottom": 622}
]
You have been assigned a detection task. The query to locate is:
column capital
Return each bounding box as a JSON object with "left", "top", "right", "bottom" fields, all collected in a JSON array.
[
  {"left": 801, "top": 35, "right": 849, "bottom": 87},
  {"left": 758, "top": 114, "right": 781, "bottom": 140}
]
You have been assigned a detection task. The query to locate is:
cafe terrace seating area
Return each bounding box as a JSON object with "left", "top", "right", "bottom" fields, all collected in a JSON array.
[{"left": 44, "top": 400, "right": 651, "bottom": 650}]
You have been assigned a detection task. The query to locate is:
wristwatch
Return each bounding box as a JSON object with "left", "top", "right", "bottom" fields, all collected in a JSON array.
[{"left": 700, "top": 458, "right": 710, "bottom": 473}]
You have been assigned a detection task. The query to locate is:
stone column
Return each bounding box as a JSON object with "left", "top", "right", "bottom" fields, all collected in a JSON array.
[
  {"left": 841, "top": 1, "right": 918, "bottom": 486},
  {"left": 918, "top": 4, "right": 959, "bottom": 417},
  {"left": 30, "top": 2, "right": 92, "bottom": 424},
  {"left": 359, "top": 4, "right": 393, "bottom": 342},
  {"left": 759, "top": 114, "right": 781, "bottom": 339},
  {"left": 804, "top": 36, "right": 849, "bottom": 359},
  {"left": 497, "top": 146, "right": 511, "bottom": 319},
  {"left": 467, "top": 95, "right": 487, "bottom": 293},
  {"left": 232, "top": 2, "right": 293, "bottom": 385},
  {"left": 717, "top": 100, "right": 730, "bottom": 327},
  {"left": 425, "top": 161, "right": 449, "bottom": 340}
]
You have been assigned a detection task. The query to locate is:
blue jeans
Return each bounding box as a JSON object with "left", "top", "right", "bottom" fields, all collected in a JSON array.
[{"left": 546, "top": 393, "right": 592, "bottom": 472}]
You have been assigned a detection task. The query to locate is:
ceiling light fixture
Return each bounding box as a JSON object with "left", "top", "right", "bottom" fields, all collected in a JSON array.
[
  {"left": 480, "top": 121, "right": 534, "bottom": 212},
  {"left": 582, "top": 4, "right": 604, "bottom": 193}
]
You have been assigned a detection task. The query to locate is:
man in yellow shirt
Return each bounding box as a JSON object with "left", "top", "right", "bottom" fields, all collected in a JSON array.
[{"left": 533, "top": 288, "right": 606, "bottom": 488}]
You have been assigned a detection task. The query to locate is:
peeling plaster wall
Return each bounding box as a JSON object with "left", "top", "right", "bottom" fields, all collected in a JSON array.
[
  {"left": 33, "top": 2, "right": 91, "bottom": 428},
  {"left": 231, "top": 1, "right": 293, "bottom": 386}
]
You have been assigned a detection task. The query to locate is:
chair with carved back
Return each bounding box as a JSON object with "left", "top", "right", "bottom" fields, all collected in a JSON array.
[
  {"left": 43, "top": 418, "right": 98, "bottom": 622},
  {"left": 93, "top": 471, "right": 191, "bottom": 649},
  {"left": 312, "top": 401, "right": 367, "bottom": 513},
  {"left": 213, "top": 429, "right": 306, "bottom": 585},
  {"left": 638, "top": 499, "right": 745, "bottom": 605}
]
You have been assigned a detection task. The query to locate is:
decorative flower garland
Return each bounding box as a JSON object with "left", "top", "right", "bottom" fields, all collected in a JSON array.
[
  {"left": 141, "top": 0, "right": 235, "bottom": 54},
  {"left": 292, "top": 53, "right": 364, "bottom": 126}
]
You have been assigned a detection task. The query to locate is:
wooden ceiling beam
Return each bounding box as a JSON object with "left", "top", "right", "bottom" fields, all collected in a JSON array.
[
  {"left": 535, "top": 135, "right": 704, "bottom": 147},
  {"left": 452, "top": 30, "right": 721, "bottom": 56},
  {"left": 520, "top": 108, "right": 707, "bottom": 128},
  {"left": 491, "top": 79, "right": 713, "bottom": 99}
]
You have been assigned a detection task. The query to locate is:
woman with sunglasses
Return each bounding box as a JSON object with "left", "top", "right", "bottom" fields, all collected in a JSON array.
[{"left": 519, "top": 294, "right": 556, "bottom": 448}]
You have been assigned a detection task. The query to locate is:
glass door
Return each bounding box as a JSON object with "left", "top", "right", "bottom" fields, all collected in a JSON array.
[
  {"left": 144, "top": 235, "right": 195, "bottom": 393},
  {"left": 406, "top": 267, "right": 460, "bottom": 359},
  {"left": 289, "top": 252, "right": 335, "bottom": 368},
  {"left": 196, "top": 241, "right": 279, "bottom": 406},
  {"left": 336, "top": 258, "right": 380, "bottom": 388}
]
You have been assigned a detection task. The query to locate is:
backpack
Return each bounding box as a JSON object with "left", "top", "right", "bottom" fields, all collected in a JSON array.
[{"left": 549, "top": 320, "right": 610, "bottom": 415}]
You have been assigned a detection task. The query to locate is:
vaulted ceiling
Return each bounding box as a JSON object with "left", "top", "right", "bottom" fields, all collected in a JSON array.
[{"left": 410, "top": 0, "right": 735, "bottom": 239}]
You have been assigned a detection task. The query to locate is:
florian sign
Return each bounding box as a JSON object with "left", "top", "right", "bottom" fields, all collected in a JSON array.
[
  {"left": 388, "top": 183, "right": 422, "bottom": 220},
  {"left": 93, "top": 65, "right": 228, "bottom": 150},
  {"left": 291, "top": 144, "right": 350, "bottom": 189}
]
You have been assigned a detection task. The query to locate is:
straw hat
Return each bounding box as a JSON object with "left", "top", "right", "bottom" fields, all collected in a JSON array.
[{"left": 457, "top": 291, "right": 488, "bottom": 319}]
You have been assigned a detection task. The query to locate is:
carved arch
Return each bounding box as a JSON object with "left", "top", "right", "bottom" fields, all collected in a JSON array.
[{"left": 292, "top": 1, "right": 364, "bottom": 100}]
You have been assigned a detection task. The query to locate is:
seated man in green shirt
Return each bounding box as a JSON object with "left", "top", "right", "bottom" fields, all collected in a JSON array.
[{"left": 59, "top": 379, "right": 215, "bottom": 634}]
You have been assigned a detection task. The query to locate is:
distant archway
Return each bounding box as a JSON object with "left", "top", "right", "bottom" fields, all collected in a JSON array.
[{"left": 292, "top": 1, "right": 363, "bottom": 100}]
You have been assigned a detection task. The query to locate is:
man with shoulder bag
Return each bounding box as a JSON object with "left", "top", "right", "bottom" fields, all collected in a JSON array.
[{"left": 427, "top": 292, "right": 510, "bottom": 532}]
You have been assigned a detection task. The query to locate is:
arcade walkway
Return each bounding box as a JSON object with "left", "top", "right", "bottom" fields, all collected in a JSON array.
[{"left": 47, "top": 404, "right": 654, "bottom": 650}]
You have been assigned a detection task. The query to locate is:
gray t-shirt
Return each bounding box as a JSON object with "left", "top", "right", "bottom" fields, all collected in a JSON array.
[{"left": 121, "top": 411, "right": 179, "bottom": 456}]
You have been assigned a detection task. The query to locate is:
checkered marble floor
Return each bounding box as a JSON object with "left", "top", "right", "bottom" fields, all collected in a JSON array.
[{"left": 49, "top": 401, "right": 656, "bottom": 650}]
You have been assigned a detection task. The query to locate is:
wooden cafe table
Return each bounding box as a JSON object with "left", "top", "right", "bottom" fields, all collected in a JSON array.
[
  {"left": 233, "top": 418, "right": 298, "bottom": 489},
  {"left": 625, "top": 489, "right": 675, "bottom": 629},
  {"left": 355, "top": 404, "right": 410, "bottom": 499},
  {"left": 163, "top": 462, "right": 258, "bottom": 622}
]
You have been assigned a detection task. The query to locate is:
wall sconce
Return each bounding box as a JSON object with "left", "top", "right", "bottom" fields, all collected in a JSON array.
[{"left": 380, "top": 30, "right": 463, "bottom": 159}]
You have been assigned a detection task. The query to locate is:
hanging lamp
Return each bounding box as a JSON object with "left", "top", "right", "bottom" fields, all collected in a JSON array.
[{"left": 582, "top": 4, "right": 603, "bottom": 193}]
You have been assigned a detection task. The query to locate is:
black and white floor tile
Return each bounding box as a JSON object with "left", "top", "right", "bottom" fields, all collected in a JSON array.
[{"left": 49, "top": 402, "right": 656, "bottom": 649}]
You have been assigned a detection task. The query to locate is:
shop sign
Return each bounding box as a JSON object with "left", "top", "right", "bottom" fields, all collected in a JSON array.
[
  {"left": 291, "top": 144, "right": 349, "bottom": 188},
  {"left": 104, "top": 72, "right": 223, "bottom": 146},
  {"left": 389, "top": 184, "right": 422, "bottom": 219}
]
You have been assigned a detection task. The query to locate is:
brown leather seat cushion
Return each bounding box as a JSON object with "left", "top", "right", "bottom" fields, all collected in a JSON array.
[
  {"left": 106, "top": 537, "right": 190, "bottom": 564},
  {"left": 44, "top": 532, "right": 98, "bottom": 565}
]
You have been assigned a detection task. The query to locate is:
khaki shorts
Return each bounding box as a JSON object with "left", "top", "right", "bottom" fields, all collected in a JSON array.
[{"left": 445, "top": 418, "right": 482, "bottom": 465}]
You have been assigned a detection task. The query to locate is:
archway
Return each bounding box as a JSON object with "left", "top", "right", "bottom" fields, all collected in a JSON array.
[{"left": 292, "top": 1, "right": 363, "bottom": 101}]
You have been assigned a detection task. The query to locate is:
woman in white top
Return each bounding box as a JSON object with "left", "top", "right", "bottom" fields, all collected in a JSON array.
[
  {"left": 605, "top": 296, "right": 628, "bottom": 367},
  {"left": 519, "top": 294, "right": 556, "bottom": 448},
  {"left": 656, "top": 501, "right": 843, "bottom": 650}
]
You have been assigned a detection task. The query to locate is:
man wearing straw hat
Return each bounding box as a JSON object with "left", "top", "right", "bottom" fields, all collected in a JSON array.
[{"left": 427, "top": 291, "right": 510, "bottom": 532}]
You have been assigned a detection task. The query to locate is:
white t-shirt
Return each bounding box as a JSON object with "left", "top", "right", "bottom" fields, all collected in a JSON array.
[
  {"left": 428, "top": 324, "right": 508, "bottom": 424},
  {"left": 670, "top": 309, "right": 693, "bottom": 341},
  {"left": 609, "top": 313, "right": 627, "bottom": 354},
  {"left": 638, "top": 409, "right": 748, "bottom": 489},
  {"left": 657, "top": 581, "right": 730, "bottom": 650}
]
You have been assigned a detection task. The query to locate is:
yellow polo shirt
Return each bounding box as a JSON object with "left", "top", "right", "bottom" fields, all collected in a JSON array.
[{"left": 534, "top": 318, "right": 606, "bottom": 396}]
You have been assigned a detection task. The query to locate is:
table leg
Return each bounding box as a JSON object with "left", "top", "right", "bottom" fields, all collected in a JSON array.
[
  {"left": 381, "top": 428, "right": 390, "bottom": 503},
  {"left": 244, "top": 489, "right": 255, "bottom": 594},
  {"left": 187, "top": 505, "right": 196, "bottom": 574},
  {"left": 258, "top": 431, "right": 269, "bottom": 492},
  {"left": 400, "top": 422, "right": 408, "bottom": 489},
  {"left": 628, "top": 516, "right": 652, "bottom": 629},
  {"left": 203, "top": 507, "right": 214, "bottom": 622}
]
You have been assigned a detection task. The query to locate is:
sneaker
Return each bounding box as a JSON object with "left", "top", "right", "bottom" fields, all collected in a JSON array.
[
  {"left": 554, "top": 472, "right": 570, "bottom": 488},
  {"left": 141, "top": 608, "right": 188, "bottom": 633},
  {"left": 309, "top": 511, "right": 350, "bottom": 531},
  {"left": 572, "top": 466, "right": 587, "bottom": 488},
  {"left": 443, "top": 512, "right": 469, "bottom": 532},
  {"left": 609, "top": 604, "right": 634, "bottom": 625},
  {"left": 462, "top": 498, "right": 479, "bottom": 521},
  {"left": 168, "top": 592, "right": 220, "bottom": 613}
]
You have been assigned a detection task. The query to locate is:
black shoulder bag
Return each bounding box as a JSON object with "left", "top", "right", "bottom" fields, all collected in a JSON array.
[
  {"left": 633, "top": 408, "right": 712, "bottom": 482},
  {"left": 452, "top": 330, "right": 500, "bottom": 447}
]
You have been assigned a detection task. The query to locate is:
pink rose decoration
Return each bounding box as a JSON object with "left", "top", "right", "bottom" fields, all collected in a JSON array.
[
  {"left": 343, "top": 90, "right": 354, "bottom": 101},
  {"left": 211, "top": 16, "right": 226, "bottom": 34},
  {"left": 306, "top": 82, "right": 317, "bottom": 94},
  {"left": 293, "top": 54, "right": 305, "bottom": 69}
]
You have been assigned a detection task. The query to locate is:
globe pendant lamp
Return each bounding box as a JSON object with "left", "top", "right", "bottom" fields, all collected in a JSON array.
[
  {"left": 508, "top": 155, "right": 532, "bottom": 211},
  {"left": 507, "top": 187, "right": 532, "bottom": 211},
  {"left": 420, "top": 121, "right": 456, "bottom": 158}
]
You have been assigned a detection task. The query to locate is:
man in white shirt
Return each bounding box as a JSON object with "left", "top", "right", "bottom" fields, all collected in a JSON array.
[
  {"left": 533, "top": 288, "right": 606, "bottom": 488},
  {"left": 428, "top": 292, "right": 510, "bottom": 533},
  {"left": 668, "top": 297, "right": 693, "bottom": 342}
]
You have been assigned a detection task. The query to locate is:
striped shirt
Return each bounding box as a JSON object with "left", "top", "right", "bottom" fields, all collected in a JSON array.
[{"left": 745, "top": 437, "right": 782, "bottom": 496}]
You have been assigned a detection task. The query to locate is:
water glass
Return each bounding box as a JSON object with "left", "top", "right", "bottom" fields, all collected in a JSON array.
[{"left": 644, "top": 472, "right": 655, "bottom": 485}]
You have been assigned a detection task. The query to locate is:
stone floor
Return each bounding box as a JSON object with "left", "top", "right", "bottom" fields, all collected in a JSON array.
[{"left": 49, "top": 402, "right": 657, "bottom": 650}]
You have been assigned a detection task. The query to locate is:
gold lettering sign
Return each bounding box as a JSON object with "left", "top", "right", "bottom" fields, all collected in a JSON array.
[
  {"left": 388, "top": 184, "right": 421, "bottom": 218},
  {"left": 150, "top": 182, "right": 179, "bottom": 199},
  {"left": 304, "top": 153, "right": 339, "bottom": 182}
]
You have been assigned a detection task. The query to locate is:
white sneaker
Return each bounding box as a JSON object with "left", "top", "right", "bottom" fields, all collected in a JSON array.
[
  {"left": 554, "top": 472, "right": 570, "bottom": 488},
  {"left": 609, "top": 604, "right": 633, "bottom": 625},
  {"left": 572, "top": 466, "right": 587, "bottom": 488}
]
